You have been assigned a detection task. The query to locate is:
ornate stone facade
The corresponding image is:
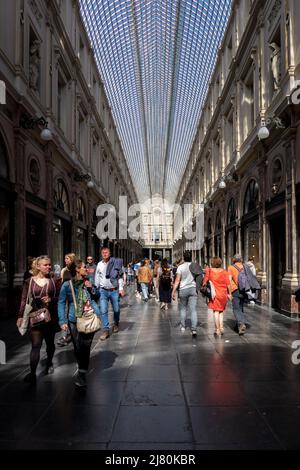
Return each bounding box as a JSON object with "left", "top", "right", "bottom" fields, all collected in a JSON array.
[
  {"left": 0, "top": 0, "right": 142, "bottom": 306},
  {"left": 175, "top": 0, "right": 300, "bottom": 318}
]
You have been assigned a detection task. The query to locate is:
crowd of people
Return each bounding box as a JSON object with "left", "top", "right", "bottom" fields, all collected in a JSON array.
[{"left": 17, "top": 249, "right": 260, "bottom": 388}]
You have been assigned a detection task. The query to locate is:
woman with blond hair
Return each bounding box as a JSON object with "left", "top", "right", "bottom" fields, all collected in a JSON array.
[
  {"left": 61, "top": 253, "right": 76, "bottom": 282},
  {"left": 17, "top": 255, "right": 61, "bottom": 383},
  {"left": 202, "top": 256, "right": 231, "bottom": 337}
]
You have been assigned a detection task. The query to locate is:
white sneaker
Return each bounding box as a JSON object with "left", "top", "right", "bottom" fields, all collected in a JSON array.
[
  {"left": 160, "top": 303, "right": 165, "bottom": 309},
  {"left": 180, "top": 325, "right": 186, "bottom": 332}
]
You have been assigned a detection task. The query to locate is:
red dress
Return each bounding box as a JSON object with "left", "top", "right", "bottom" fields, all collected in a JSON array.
[{"left": 203, "top": 269, "right": 230, "bottom": 312}]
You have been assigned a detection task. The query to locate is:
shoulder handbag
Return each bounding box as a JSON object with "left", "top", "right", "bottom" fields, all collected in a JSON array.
[
  {"left": 69, "top": 281, "right": 101, "bottom": 334},
  {"left": 29, "top": 291, "right": 51, "bottom": 328},
  {"left": 18, "top": 278, "right": 33, "bottom": 335},
  {"left": 200, "top": 269, "right": 212, "bottom": 299},
  {"left": 29, "top": 280, "right": 51, "bottom": 327}
]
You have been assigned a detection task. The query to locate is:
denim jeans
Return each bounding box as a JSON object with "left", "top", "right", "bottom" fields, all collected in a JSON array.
[
  {"left": 232, "top": 290, "right": 246, "bottom": 326},
  {"left": 99, "top": 288, "right": 120, "bottom": 331},
  {"left": 141, "top": 283, "right": 149, "bottom": 300},
  {"left": 69, "top": 321, "right": 95, "bottom": 372},
  {"left": 178, "top": 287, "right": 198, "bottom": 329}
]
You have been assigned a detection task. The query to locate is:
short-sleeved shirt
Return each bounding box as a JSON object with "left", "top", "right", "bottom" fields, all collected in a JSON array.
[
  {"left": 228, "top": 263, "right": 244, "bottom": 292},
  {"left": 176, "top": 262, "right": 196, "bottom": 291}
]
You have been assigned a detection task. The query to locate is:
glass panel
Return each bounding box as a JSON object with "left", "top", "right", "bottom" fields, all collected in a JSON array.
[
  {"left": 79, "top": 0, "right": 233, "bottom": 202},
  {"left": 76, "top": 227, "right": 87, "bottom": 260}
]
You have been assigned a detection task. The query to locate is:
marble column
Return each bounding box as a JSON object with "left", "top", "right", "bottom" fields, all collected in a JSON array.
[
  {"left": 281, "top": 132, "right": 299, "bottom": 316},
  {"left": 257, "top": 145, "right": 268, "bottom": 305}
]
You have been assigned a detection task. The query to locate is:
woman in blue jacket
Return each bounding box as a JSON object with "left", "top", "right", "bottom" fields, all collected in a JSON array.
[{"left": 58, "top": 259, "right": 100, "bottom": 388}]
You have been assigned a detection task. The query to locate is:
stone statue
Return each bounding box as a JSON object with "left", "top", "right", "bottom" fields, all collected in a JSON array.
[
  {"left": 29, "top": 39, "right": 41, "bottom": 91},
  {"left": 269, "top": 42, "right": 281, "bottom": 91}
]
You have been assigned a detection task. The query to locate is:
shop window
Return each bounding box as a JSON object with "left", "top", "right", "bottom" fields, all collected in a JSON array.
[
  {"left": 271, "top": 158, "right": 283, "bottom": 195},
  {"left": 54, "top": 179, "right": 70, "bottom": 213},
  {"left": 244, "top": 179, "right": 259, "bottom": 214},
  {"left": 77, "top": 197, "right": 86, "bottom": 223},
  {"left": 76, "top": 227, "right": 86, "bottom": 260},
  {"left": 28, "top": 157, "right": 41, "bottom": 194},
  {"left": 227, "top": 198, "right": 236, "bottom": 225}
]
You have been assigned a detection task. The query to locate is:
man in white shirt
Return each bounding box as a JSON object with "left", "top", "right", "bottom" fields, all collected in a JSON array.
[
  {"left": 172, "top": 251, "right": 198, "bottom": 337},
  {"left": 95, "top": 247, "right": 124, "bottom": 340}
]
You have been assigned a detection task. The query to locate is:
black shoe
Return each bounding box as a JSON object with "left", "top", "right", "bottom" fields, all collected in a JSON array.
[
  {"left": 191, "top": 329, "right": 197, "bottom": 338},
  {"left": 24, "top": 372, "right": 36, "bottom": 384},
  {"left": 56, "top": 337, "right": 67, "bottom": 347},
  {"left": 45, "top": 364, "right": 54, "bottom": 375},
  {"left": 74, "top": 371, "right": 86, "bottom": 388}
]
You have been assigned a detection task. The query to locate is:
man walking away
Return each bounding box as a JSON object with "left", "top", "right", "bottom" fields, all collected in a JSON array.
[
  {"left": 228, "top": 254, "right": 247, "bottom": 335},
  {"left": 172, "top": 251, "right": 198, "bottom": 337}
]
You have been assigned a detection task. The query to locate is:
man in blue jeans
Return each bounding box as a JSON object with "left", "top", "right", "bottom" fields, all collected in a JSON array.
[
  {"left": 95, "top": 247, "right": 125, "bottom": 340},
  {"left": 172, "top": 251, "right": 198, "bottom": 338},
  {"left": 228, "top": 254, "right": 247, "bottom": 335}
]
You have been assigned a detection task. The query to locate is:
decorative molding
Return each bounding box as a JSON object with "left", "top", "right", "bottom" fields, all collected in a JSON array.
[
  {"left": 268, "top": 0, "right": 282, "bottom": 31},
  {"left": 29, "top": 0, "right": 43, "bottom": 26}
]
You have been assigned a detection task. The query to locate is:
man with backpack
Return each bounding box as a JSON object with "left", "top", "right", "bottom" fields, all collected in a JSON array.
[{"left": 228, "top": 254, "right": 247, "bottom": 335}]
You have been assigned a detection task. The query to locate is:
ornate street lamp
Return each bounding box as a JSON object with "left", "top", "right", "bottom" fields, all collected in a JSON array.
[
  {"left": 73, "top": 170, "right": 94, "bottom": 189},
  {"left": 19, "top": 114, "right": 53, "bottom": 141}
]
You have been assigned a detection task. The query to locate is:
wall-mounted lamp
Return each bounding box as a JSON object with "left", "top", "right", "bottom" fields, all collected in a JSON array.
[
  {"left": 73, "top": 170, "right": 94, "bottom": 188},
  {"left": 258, "top": 114, "right": 285, "bottom": 140},
  {"left": 258, "top": 124, "right": 270, "bottom": 141},
  {"left": 218, "top": 177, "right": 226, "bottom": 189},
  {"left": 20, "top": 114, "right": 52, "bottom": 141}
]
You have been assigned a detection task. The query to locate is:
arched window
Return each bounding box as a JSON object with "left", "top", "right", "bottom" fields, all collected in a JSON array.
[
  {"left": 215, "top": 211, "right": 222, "bottom": 233},
  {"left": 77, "top": 197, "right": 86, "bottom": 223},
  {"left": 54, "top": 179, "right": 69, "bottom": 213},
  {"left": 0, "top": 133, "right": 9, "bottom": 180},
  {"left": 227, "top": 198, "right": 236, "bottom": 225},
  {"left": 244, "top": 180, "right": 259, "bottom": 215}
]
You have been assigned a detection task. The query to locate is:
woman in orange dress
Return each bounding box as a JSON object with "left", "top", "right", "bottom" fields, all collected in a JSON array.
[{"left": 203, "top": 257, "right": 232, "bottom": 336}]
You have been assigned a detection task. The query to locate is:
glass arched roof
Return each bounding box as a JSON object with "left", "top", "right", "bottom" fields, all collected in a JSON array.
[{"left": 79, "top": 0, "right": 232, "bottom": 203}]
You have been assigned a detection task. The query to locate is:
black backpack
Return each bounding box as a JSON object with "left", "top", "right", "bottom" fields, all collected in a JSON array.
[{"left": 160, "top": 268, "right": 172, "bottom": 288}]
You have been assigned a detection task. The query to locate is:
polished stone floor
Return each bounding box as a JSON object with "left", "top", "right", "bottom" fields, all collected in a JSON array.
[{"left": 0, "top": 288, "right": 300, "bottom": 450}]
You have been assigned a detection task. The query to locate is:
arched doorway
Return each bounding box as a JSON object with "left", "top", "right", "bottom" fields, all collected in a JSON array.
[
  {"left": 242, "top": 179, "right": 260, "bottom": 269},
  {"left": 52, "top": 178, "right": 71, "bottom": 269}
]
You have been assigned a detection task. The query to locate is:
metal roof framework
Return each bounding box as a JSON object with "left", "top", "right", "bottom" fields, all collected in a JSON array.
[{"left": 79, "top": 0, "right": 232, "bottom": 203}]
